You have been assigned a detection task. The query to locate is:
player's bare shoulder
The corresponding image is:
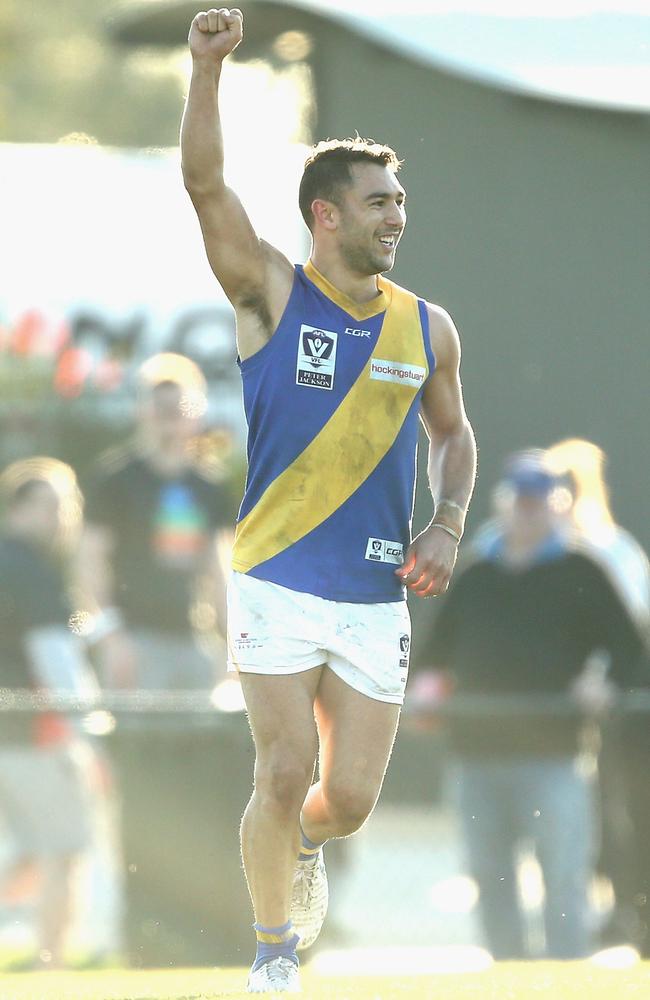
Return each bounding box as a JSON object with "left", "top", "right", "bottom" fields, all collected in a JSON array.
[{"left": 425, "top": 301, "right": 462, "bottom": 372}]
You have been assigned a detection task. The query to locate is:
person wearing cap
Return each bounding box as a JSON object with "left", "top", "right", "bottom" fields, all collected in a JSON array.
[
  {"left": 76, "top": 353, "right": 231, "bottom": 694},
  {"left": 425, "top": 449, "right": 648, "bottom": 960}
]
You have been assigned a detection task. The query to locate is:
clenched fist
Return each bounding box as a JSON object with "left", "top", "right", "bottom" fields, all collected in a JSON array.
[{"left": 188, "top": 8, "right": 243, "bottom": 62}]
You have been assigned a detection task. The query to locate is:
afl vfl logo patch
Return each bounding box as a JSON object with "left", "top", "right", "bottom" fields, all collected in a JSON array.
[
  {"left": 296, "top": 325, "right": 338, "bottom": 390},
  {"left": 365, "top": 537, "right": 404, "bottom": 564}
]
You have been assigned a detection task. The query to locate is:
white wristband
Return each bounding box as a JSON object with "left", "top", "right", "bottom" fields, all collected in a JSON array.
[{"left": 431, "top": 521, "right": 462, "bottom": 544}]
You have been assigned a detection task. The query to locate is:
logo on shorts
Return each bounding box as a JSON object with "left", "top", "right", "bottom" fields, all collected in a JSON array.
[
  {"left": 296, "top": 325, "right": 338, "bottom": 389},
  {"left": 234, "top": 632, "right": 262, "bottom": 651},
  {"left": 365, "top": 537, "right": 404, "bottom": 564},
  {"left": 370, "top": 358, "right": 427, "bottom": 388},
  {"left": 399, "top": 634, "right": 410, "bottom": 673}
]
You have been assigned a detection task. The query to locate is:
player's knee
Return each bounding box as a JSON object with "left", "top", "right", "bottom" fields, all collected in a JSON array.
[
  {"left": 255, "top": 758, "right": 313, "bottom": 816},
  {"left": 325, "top": 781, "right": 377, "bottom": 836}
]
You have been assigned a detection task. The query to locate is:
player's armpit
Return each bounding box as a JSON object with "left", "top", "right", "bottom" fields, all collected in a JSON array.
[{"left": 191, "top": 189, "right": 294, "bottom": 355}]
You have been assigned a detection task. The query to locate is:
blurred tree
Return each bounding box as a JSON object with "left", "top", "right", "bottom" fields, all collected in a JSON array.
[{"left": 0, "top": 0, "right": 184, "bottom": 146}]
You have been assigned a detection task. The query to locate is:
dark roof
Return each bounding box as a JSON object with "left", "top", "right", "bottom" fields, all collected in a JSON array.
[{"left": 107, "top": 0, "right": 650, "bottom": 113}]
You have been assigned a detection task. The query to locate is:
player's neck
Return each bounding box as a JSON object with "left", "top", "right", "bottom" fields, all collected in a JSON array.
[{"left": 308, "top": 252, "right": 381, "bottom": 305}]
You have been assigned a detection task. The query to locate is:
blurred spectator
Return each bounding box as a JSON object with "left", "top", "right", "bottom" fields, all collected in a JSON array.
[
  {"left": 0, "top": 458, "right": 98, "bottom": 969},
  {"left": 77, "top": 353, "right": 230, "bottom": 696},
  {"left": 425, "top": 449, "right": 647, "bottom": 960},
  {"left": 546, "top": 438, "right": 650, "bottom": 622},
  {"left": 547, "top": 437, "right": 650, "bottom": 952}
]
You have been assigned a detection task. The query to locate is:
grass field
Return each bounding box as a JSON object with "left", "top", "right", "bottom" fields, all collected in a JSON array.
[{"left": 1, "top": 963, "right": 650, "bottom": 1000}]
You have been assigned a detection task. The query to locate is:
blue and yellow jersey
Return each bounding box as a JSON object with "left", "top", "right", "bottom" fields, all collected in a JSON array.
[{"left": 231, "top": 260, "right": 435, "bottom": 603}]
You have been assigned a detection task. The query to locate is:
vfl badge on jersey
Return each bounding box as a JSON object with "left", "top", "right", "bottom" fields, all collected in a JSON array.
[
  {"left": 370, "top": 358, "right": 426, "bottom": 388},
  {"left": 296, "top": 325, "right": 338, "bottom": 390},
  {"left": 365, "top": 537, "right": 404, "bottom": 564}
]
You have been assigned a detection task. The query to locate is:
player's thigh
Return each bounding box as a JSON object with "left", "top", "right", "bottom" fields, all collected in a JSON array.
[
  {"left": 315, "top": 669, "right": 401, "bottom": 796},
  {"left": 240, "top": 668, "right": 323, "bottom": 767}
]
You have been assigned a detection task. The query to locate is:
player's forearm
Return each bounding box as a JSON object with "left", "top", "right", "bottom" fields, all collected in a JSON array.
[
  {"left": 181, "top": 60, "right": 227, "bottom": 196},
  {"left": 428, "top": 420, "right": 477, "bottom": 536}
]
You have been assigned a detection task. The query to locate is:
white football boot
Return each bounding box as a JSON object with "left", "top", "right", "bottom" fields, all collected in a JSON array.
[
  {"left": 290, "top": 851, "right": 329, "bottom": 951},
  {"left": 246, "top": 956, "right": 301, "bottom": 993}
]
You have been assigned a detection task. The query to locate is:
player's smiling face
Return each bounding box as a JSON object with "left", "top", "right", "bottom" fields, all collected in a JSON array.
[{"left": 336, "top": 163, "right": 406, "bottom": 276}]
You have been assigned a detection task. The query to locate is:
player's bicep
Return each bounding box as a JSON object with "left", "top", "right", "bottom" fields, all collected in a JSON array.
[
  {"left": 190, "top": 185, "right": 267, "bottom": 304},
  {"left": 420, "top": 307, "right": 467, "bottom": 439}
]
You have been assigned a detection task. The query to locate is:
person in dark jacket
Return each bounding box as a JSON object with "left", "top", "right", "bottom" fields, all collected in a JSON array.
[{"left": 429, "top": 450, "right": 647, "bottom": 960}]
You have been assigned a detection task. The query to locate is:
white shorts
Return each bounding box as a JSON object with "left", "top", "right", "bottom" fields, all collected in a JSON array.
[{"left": 227, "top": 572, "right": 411, "bottom": 705}]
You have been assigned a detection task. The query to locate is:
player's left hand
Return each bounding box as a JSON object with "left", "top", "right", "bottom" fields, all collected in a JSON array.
[{"left": 395, "top": 522, "right": 459, "bottom": 598}]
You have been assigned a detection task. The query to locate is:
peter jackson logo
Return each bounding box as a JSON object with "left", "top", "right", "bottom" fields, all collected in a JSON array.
[{"left": 296, "top": 325, "right": 338, "bottom": 389}]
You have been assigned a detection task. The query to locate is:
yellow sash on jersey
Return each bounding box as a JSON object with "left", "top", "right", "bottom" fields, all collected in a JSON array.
[{"left": 232, "top": 279, "right": 428, "bottom": 573}]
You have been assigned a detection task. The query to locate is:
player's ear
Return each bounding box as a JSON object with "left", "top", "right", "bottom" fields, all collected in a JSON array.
[{"left": 311, "top": 199, "right": 338, "bottom": 231}]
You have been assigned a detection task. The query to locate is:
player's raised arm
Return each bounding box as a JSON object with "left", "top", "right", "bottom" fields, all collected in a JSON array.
[{"left": 181, "top": 9, "right": 293, "bottom": 355}]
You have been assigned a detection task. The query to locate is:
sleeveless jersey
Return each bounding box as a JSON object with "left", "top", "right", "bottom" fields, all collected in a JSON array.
[{"left": 231, "top": 260, "right": 436, "bottom": 603}]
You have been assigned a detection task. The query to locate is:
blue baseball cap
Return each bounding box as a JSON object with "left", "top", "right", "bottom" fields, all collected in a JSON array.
[{"left": 503, "top": 450, "right": 559, "bottom": 496}]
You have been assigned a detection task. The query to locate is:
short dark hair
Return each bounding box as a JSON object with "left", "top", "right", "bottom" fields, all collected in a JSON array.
[{"left": 298, "top": 137, "right": 402, "bottom": 231}]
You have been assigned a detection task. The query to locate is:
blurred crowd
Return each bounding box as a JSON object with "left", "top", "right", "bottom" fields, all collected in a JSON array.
[
  {"left": 0, "top": 353, "right": 234, "bottom": 970},
  {"left": 1, "top": 354, "right": 649, "bottom": 967}
]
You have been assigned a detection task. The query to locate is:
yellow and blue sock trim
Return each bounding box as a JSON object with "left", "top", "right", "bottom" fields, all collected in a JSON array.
[
  {"left": 253, "top": 920, "right": 299, "bottom": 971},
  {"left": 298, "top": 826, "right": 325, "bottom": 863}
]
